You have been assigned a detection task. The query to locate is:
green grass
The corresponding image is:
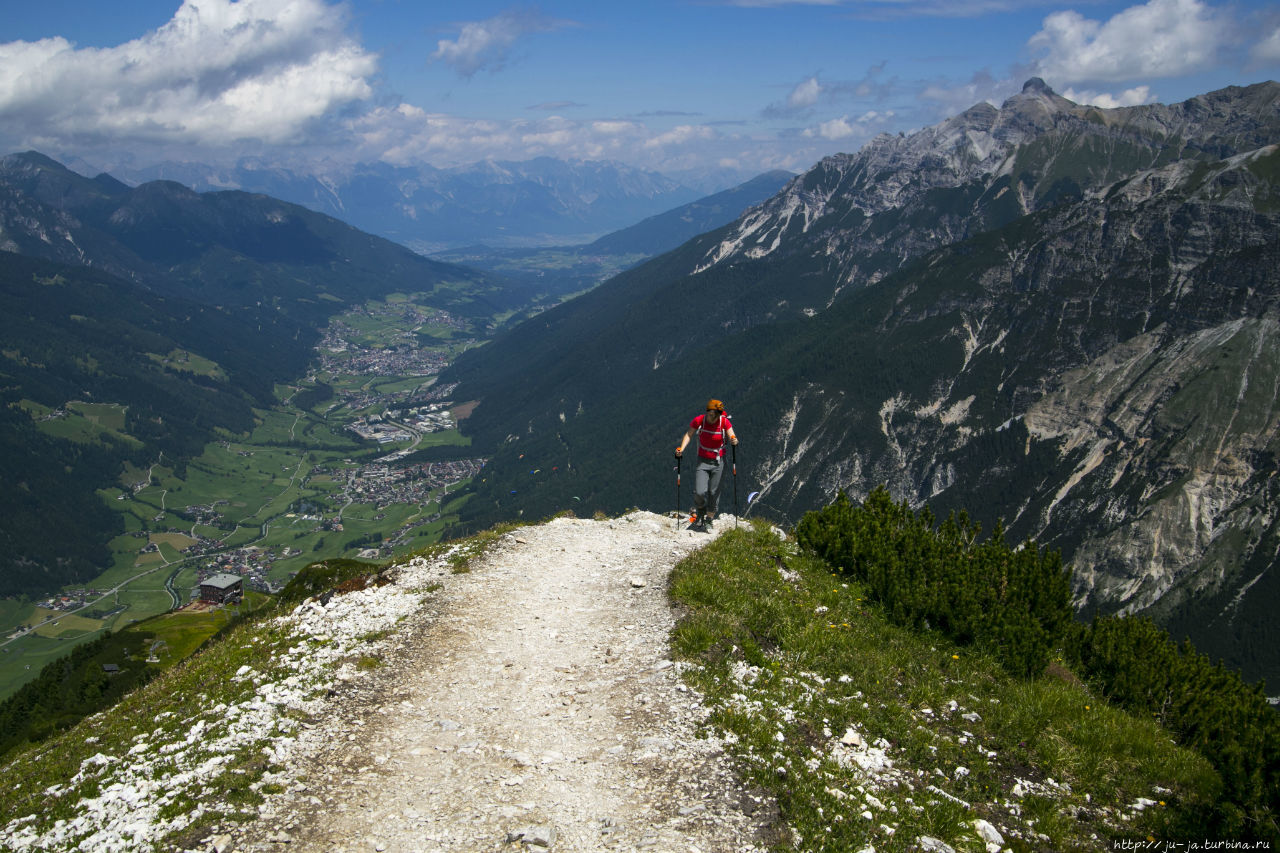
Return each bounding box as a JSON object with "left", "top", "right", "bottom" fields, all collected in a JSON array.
[
  {"left": 19, "top": 400, "right": 142, "bottom": 448},
  {"left": 145, "top": 349, "right": 226, "bottom": 381},
  {"left": 668, "top": 522, "right": 1220, "bottom": 851},
  {"left": 67, "top": 402, "right": 128, "bottom": 432}
]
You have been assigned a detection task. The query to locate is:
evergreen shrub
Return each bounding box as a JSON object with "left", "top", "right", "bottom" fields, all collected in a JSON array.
[
  {"left": 795, "top": 487, "right": 1072, "bottom": 677},
  {"left": 1069, "top": 615, "right": 1280, "bottom": 839}
]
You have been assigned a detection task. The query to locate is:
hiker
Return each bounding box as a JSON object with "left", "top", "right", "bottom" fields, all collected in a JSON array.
[{"left": 675, "top": 399, "right": 737, "bottom": 529}]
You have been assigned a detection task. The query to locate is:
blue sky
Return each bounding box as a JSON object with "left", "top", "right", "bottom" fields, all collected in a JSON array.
[{"left": 2, "top": 0, "right": 1278, "bottom": 179}]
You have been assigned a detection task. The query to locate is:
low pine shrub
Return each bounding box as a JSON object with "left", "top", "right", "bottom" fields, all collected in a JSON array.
[
  {"left": 1069, "top": 615, "right": 1280, "bottom": 840},
  {"left": 796, "top": 487, "right": 1072, "bottom": 677}
]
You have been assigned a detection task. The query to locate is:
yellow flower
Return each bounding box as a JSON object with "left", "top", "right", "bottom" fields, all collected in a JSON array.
[{"left": 951, "top": 654, "right": 959, "bottom": 660}]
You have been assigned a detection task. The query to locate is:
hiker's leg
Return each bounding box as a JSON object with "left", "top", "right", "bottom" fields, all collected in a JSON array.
[
  {"left": 705, "top": 458, "right": 724, "bottom": 516},
  {"left": 693, "top": 461, "right": 713, "bottom": 513}
]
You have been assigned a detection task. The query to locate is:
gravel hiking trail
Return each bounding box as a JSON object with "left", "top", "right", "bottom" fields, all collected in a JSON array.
[{"left": 228, "top": 512, "right": 776, "bottom": 853}]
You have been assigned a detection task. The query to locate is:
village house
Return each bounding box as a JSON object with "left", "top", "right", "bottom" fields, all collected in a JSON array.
[{"left": 199, "top": 573, "right": 243, "bottom": 605}]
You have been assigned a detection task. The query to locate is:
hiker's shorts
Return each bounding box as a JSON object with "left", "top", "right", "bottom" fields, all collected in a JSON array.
[{"left": 693, "top": 457, "right": 725, "bottom": 514}]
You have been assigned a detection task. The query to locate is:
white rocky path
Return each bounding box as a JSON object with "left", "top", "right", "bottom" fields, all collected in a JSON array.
[{"left": 227, "top": 512, "right": 774, "bottom": 853}]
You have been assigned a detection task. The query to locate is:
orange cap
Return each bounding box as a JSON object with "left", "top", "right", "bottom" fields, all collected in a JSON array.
[{"left": 706, "top": 399, "right": 725, "bottom": 412}]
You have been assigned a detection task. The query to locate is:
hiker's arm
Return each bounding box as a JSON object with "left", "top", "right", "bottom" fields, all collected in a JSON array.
[
  {"left": 728, "top": 427, "right": 738, "bottom": 445},
  {"left": 676, "top": 428, "right": 694, "bottom": 456}
]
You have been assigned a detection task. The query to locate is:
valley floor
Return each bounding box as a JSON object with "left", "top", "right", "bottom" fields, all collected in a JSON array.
[{"left": 223, "top": 512, "right": 773, "bottom": 852}]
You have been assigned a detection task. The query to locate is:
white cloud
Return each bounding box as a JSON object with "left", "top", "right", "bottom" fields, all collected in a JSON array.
[
  {"left": 1029, "top": 0, "right": 1228, "bottom": 84},
  {"left": 430, "top": 9, "right": 570, "bottom": 78},
  {"left": 806, "top": 116, "right": 855, "bottom": 140},
  {"left": 0, "top": 0, "right": 375, "bottom": 147},
  {"left": 1253, "top": 23, "right": 1280, "bottom": 64},
  {"left": 803, "top": 109, "right": 897, "bottom": 141},
  {"left": 788, "top": 77, "right": 823, "bottom": 109},
  {"left": 350, "top": 108, "right": 703, "bottom": 169},
  {"left": 591, "top": 120, "right": 641, "bottom": 137},
  {"left": 1061, "top": 85, "right": 1156, "bottom": 107},
  {"left": 644, "top": 125, "right": 717, "bottom": 149}
]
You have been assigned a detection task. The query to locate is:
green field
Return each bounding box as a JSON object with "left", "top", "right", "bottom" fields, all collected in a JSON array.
[
  {"left": 146, "top": 349, "right": 227, "bottom": 380},
  {"left": 20, "top": 399, "right": 142, "bottom": 448},
  {"left": 134, "top": 591, "right": 272, "bottom": 667},
  {"left": 67, "top": 401, "right": 128, "bottom": 431},
  {"left": 32, "top": 610, "right": 104, "bottom": 640}
]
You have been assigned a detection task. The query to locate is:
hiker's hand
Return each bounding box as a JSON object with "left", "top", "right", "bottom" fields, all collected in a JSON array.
[
  {"left": 731, "top": 437, "right": 738, "bottom": 445},
  {"left": 674, "top": 448, "right": 683, "bottom": 458}
]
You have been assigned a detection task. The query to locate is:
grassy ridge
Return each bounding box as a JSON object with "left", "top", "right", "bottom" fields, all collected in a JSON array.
[{"left": 670, "top": 522, "right": 1220, "bottom": 851}]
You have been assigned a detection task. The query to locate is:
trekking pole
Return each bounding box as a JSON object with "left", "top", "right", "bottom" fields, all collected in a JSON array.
[
  {"left": 732, "top": 443, "right": 739, "bottom": 528},
  {"left": 674, "top": 451, "right": 682, "bottom": 531}
]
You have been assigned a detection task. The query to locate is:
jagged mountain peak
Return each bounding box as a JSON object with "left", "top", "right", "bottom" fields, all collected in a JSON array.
[
  {"left": 691, "top": 79, "right": 1280, "bottom": 280},
  {"left": 1021, "top": 76, "right": 1055, "bottom": 95}
]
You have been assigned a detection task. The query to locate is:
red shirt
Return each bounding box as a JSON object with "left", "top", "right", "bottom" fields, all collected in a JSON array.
[{"left": 690, "top": 413, "right": 732, "bottom": 460}]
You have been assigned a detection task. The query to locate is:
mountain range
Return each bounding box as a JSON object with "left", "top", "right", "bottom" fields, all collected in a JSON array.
[
  {"left": 0, "top": 153, "right": 785, "bottom": 600},
  {"left": 440, "top": 79, "right": 1280, "bottom": 684},
  {"left": 428, "top": 169, "right": 795, "bottom": 313},
  {"left": 98, "top": 156, "right": 720, "bottom": 253}
]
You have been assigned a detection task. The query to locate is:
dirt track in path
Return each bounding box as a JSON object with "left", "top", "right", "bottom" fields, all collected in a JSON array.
[{"left": 226, "top": 512, "right": 776, "bottom": 853}]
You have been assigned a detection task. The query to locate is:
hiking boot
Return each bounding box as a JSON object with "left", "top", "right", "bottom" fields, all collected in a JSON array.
[{"left": 703, "top": 514, "right": 715, "bottom": 529}]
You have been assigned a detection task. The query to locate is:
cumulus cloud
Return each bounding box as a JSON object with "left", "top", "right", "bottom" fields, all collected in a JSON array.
[
  {"left": 1029, "top": 0, "right": 1229, "bottom": 84},
  {"left": 1061, "top": 85, "right": 1156, "bottom": 107},
  {"left": 762, "top": 75, "right": 827, "bottom": 118},
  {"left": 644, "top": 124, "right": 717, "bottom": 148},
  {"left": 803, "top": 109, "right": 896, "bottom": 141},
  {"left": 788, "top": 77, "right": 823, "bottom": 109},
  {"left": 349, "top": 108, "right": 657, "bottom": 168},
  {"left": 1253, "top": 23, "right": 1280, "bottom": 64},
  {"left": 806, "top": 116, "right": 856, "bottom": 140},
  {"left": 0, "top": 0, "right": 376, "bottom": 148},
  {"left": 430, "top": 9, "right": 571, "bottom": 78}
]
